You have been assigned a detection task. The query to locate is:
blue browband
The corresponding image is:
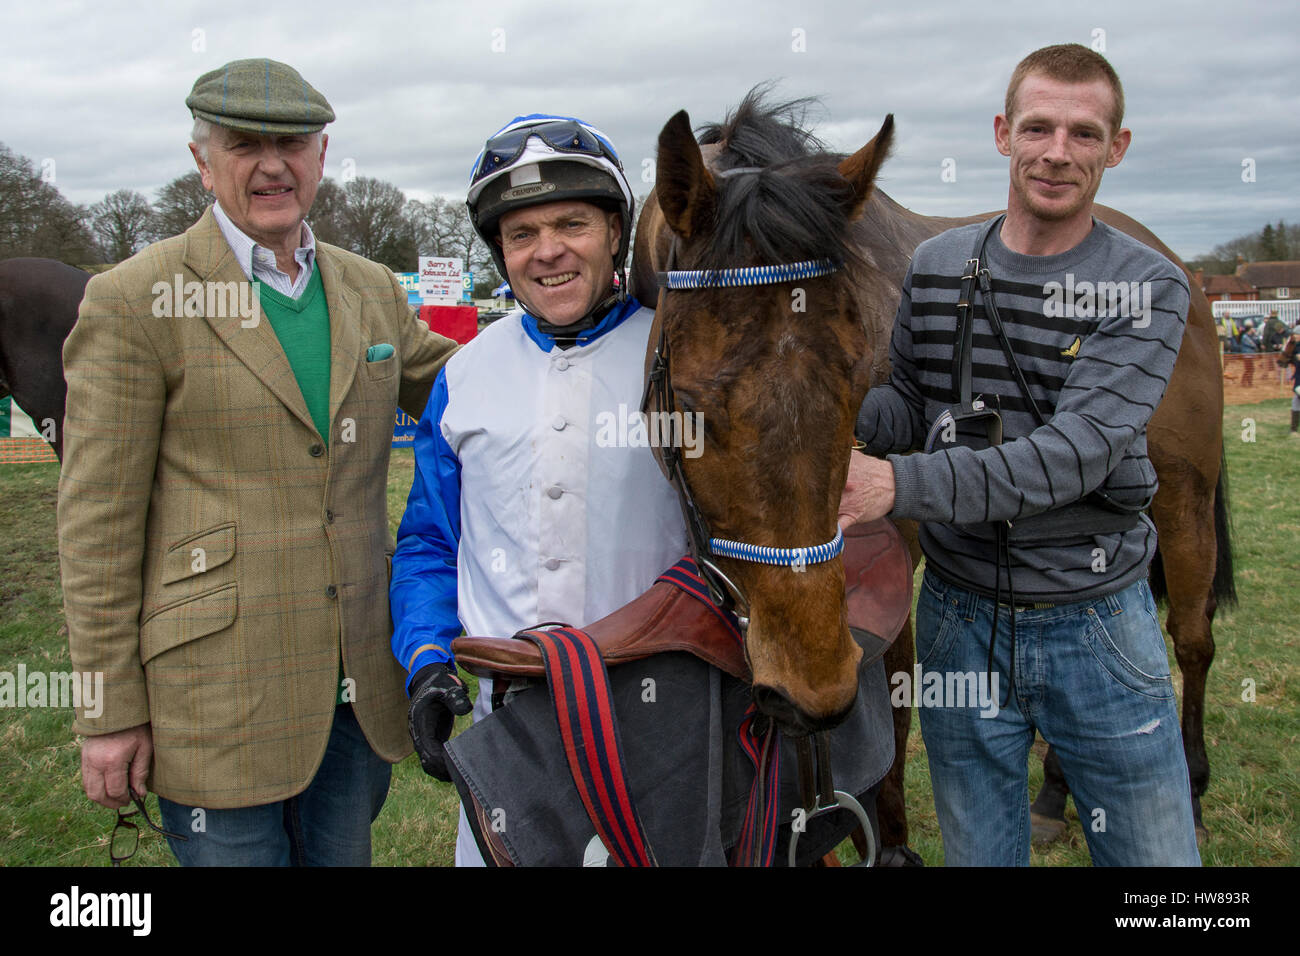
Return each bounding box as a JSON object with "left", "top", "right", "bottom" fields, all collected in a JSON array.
[{"left": 658, "top": 259, "right": 838, "bottom": 290}]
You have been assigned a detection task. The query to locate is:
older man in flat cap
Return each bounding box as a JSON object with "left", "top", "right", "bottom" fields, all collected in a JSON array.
[{"left": 59, "top": 58, "right": 458, "bottom": 865}]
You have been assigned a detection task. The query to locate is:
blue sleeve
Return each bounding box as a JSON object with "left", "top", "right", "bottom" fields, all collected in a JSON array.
[{"left": 390, "top": 368, "right": 462, "bottom": 693}]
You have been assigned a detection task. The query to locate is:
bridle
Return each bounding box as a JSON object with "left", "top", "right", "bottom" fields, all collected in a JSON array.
[
  {"left": 644, "top": 236, "right": 847, "bottom": 625},
  {"left": 640, "top": 160, "right": 881, "bottom": 865}
]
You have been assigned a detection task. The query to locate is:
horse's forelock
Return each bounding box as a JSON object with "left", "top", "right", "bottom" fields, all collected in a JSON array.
[
  {"left": 703, "top": 158, "right": 863, "bottom": 275},
  {"left": 697, "top": 85, "right": 825, "bottom": 165},
  {"left": 686, "top": 87, "right": 870, "bottom": 289}
]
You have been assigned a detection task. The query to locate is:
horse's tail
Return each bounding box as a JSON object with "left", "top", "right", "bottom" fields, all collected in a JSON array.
[
  {"left": 1148, "top": 444, "right": 1236, "bottom": 608},
  {"left": 1211, "top": 444, "right": 1237, "bottom": 608}
]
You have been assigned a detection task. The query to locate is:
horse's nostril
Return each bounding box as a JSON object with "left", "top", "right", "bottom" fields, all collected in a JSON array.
[
  {"left": 752, "top": 683, "right": 856, "bottom": 735},
  {"left": 751, "top": 684, "right": 799, "bottom": 728}
]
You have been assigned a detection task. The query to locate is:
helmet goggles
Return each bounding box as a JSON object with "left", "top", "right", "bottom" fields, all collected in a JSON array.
[{"left": 471, "top": 119, "right": 623, "bottom": 189}]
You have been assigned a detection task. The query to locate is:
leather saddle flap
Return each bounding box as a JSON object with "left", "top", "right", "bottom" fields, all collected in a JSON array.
[
  {"left": 844, "top": 518, "right": 913, "bottom": 667},
  {"left": 454, "top": 518, "right": 913, "bottom": 681},
  {"left": 454, "top": 564, "right": 750, "bottom": 681}
]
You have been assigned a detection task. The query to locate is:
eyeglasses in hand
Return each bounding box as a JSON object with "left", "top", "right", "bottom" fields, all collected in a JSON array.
[{"left": 109, "top": 792, "right": 188, "bottom": 866}]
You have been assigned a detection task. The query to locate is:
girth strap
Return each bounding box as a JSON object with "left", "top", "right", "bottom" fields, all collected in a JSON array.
[
  {"left": 513, "top": 566, "right": 785, "bottom": 866},
  {"left": 662, "top": 560, "right": 782, "bottom": 867},
  {"left": 516, "top": 626, "right": 657, "bottom": 867},
  {"left": 730, "top": 709, "right": 781, "bottom": 867}
]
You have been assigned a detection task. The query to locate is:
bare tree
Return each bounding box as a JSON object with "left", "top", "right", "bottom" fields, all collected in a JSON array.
[
  {"left": 0, "top": 142, "right": 96, "bottom": 263},
  {"left": 340, "top": 177, "right": 409, "bottom": 266},
  {"left": 153, "top": 171, "right": 211, "bottom": 238},
  {"left": 90, "top": 189, "right": 155, "bottom": 263},
  {"left": 407, "top": 194, "right": 496, "bottom": 282},
  {"left": 406, "top": 196, "right": 458, "bottom": 258},
  {"left": 308, "top": 177, "right": 349, "bottom": 248},
  {"left": 1195, "top": 220, "right": 1300, "bottom": 274}
]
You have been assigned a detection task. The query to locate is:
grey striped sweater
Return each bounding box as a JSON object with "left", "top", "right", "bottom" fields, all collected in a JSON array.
[{"left": 857, "top": 219, "right": 1190, "bottom": 603}]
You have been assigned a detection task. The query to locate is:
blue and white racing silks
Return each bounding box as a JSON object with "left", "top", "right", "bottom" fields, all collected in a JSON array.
[{"left": 389, "top": 297, "right": 688, "bottom": 718}]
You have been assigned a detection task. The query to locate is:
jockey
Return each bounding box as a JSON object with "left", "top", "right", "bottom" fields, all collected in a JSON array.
[{"left": 389, "top": 115, "right": 687, "bottom": 866}]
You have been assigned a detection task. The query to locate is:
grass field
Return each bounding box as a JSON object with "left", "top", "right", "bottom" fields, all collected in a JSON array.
[{"left": 1, "top": 401, "right": 1296, "bottom": 866}]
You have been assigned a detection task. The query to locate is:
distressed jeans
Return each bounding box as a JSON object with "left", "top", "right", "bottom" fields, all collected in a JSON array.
[
  {"left": 914, "top": 570, "right": 1200, "bottom": 867},
  {"left": 157, "top": 704, "right": 392, "bottom": 866}
]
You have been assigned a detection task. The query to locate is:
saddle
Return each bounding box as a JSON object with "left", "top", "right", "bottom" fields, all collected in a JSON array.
[
  {"left": 449, "top": 518, "right": 912, "bottom": 867},
  {"left": 453, "top": 517, "right": 913, "bottom": 680}
]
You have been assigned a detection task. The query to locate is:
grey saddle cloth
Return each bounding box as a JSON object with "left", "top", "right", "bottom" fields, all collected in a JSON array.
[{"left": 445, "top": 652, "right": 895, "bottom": 866}]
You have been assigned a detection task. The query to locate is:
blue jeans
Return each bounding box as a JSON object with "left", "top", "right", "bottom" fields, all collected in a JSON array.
[
  {"left": 914, "top": 571, "right": 1200, "bottom": 867},
  {"left": 157, "top": 704, "right": 392, "bottom": 866}
]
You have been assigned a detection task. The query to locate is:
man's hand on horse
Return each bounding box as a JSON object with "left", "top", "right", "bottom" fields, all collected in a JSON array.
[
  {"left": 81, "top": 723, "right": 153, "bottom": 809},
  {"left": 838, "top": 450, "right": 896, "bottom": 528},
  {"left": 407, "top": 663, "right": 473, "bottom": 781}
]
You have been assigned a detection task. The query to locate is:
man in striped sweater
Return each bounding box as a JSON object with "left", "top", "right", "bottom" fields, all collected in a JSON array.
[{"left": 840, "top": 44, "right": 1200, "bottom": 866}]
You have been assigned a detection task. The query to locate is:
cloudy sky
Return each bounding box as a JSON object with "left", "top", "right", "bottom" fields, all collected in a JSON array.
[{"left": 4, "top": 0, "right": 1295, "bottom": 259}]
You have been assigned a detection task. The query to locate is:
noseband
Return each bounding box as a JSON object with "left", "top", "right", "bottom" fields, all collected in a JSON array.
[{"left": 644, "top": 236, "right": 845, "bottom": 621}]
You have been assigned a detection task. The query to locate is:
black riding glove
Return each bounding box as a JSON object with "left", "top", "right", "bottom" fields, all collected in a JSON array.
[{"left": 407, "top": 662, "right": 472, "bottom": 781}]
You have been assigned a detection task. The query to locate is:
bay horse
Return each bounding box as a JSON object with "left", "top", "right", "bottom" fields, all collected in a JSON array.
[
  {"left": 637, "top": 100, "right": 897, "bottom": 732},
  {"left": 0, "top": 257, "right": 90, "bottom": 461},
  {"left": 631, "top": 90, "right": 1232, "bottom": 860}
]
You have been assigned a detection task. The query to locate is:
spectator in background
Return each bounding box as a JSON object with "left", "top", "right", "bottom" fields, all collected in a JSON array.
[
  {"left": 1238, "top": 318, "right": 1260, "bottom": 388},
  {"left": 1222, "top": 314, "right": 1241, "bottom": 352},
  {"left": 1278, "top": 326, "right": 1300, "bottom": 437},
  {"left": 1238, "top": 318, "right": 1261, "bottom": 353},
  {"left": 1261, "top": 311, "right": 1288, "bottom": 352}
]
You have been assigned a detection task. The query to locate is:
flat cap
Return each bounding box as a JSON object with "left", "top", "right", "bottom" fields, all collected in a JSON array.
[{"left": 186, "top": 58, "right": 334, "bottom": 135}]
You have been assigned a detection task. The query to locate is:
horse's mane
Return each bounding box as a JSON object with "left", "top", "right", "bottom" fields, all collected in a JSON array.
[{"left": 695, "top": 86, "right": 863, "bottom": 274}]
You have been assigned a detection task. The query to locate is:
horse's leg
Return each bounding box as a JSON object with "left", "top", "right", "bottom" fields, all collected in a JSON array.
[
  {"left": 866, "top": 620, "right": 923, "bottom": 867},
  {"left": 1148, "top": 470, "right": 1219, "bottom": 843},
  {"left": 874, "top": 519, "right": 925, "bottom": 866},
  {"left": 1029, "top": 462, "right": 1222, "bottom": 849},
  {"left": 875, "top": 615, "right": 914, "bottom": 849},
  {"left": 1030, "top": 743, "right": 1071, "bottom": 843}
]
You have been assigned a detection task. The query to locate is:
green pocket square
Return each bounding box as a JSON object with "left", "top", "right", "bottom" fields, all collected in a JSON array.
[{"left": 366, "top": 343, "right": 395, "bottom": 362}]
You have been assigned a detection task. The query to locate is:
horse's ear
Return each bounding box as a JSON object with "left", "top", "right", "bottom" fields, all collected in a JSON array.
[
  {"left": 656, "top": 110, "right": 716, "bottom": 241},
  {"left": 838, "top": 114, "right": 894, "bottom": 221}
]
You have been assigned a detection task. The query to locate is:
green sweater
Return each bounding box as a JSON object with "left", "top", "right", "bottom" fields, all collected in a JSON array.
[
  {"left": 259, "top": 268, "right": 350, "bottom": 705},
  {"left": 258, "top": 268, "right": 332, "bottom": 446}
]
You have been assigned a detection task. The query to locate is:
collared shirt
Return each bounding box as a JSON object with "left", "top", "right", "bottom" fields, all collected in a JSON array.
[{"left": 212, "top": 201, "right": 317, "bottom": 299}]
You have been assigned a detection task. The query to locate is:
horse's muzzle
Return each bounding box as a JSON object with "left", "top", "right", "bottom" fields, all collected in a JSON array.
[{"left": 751, "top": 682, "right": 858, "bottom": 736}]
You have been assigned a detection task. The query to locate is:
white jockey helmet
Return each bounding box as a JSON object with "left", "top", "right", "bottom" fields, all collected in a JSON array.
[{"left": 467, "top": 114, "right": 635, "bottom": 283}]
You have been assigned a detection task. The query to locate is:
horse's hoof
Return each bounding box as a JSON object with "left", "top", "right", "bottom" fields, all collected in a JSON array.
[
  {"left": 1195, "top": 825, "right": 1208, "bottom": 846},
  {"left": 1030, "top": 811, "right": 1068, "bottom": 844},
  {"left": 875, "top": 844, "right": 924, "bottom": 867}
]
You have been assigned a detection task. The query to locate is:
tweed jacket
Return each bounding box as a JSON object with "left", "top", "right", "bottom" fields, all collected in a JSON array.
[{"left": 59, "top": 208, "right": 458, "bottom": 808}]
